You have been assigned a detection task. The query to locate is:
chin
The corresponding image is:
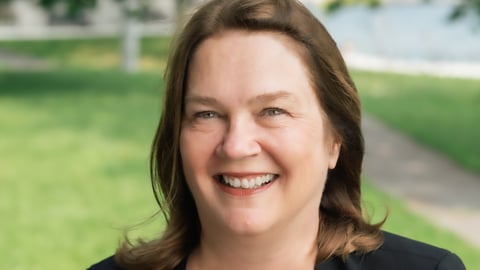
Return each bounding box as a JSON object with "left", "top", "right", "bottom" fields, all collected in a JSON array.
[{"left": 222, "top": 210, "right": 275, "bottom": 236}]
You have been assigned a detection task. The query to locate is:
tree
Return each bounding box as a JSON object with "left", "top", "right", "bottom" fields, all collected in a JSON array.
[
  {"left": 27, "top": 0, "right": 196, "bottom": 73},
  {"left": 323, "top": 0, "right": 381, "bottom": 13},
  {"left": 449, "top": 0, "right": 480, "bottom": 24},
  {"left": 37, "top": 0, "right": 96, "bottom": 23},
  {"left": 323, "top": 0, "right": 480, "bottom": 25}
]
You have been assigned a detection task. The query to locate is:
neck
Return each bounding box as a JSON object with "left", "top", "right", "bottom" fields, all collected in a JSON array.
[{"left": 187, "top": 215, "right": 319, "bottom": 270}]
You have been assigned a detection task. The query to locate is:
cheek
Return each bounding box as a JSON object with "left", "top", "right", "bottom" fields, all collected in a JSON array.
[
  {"left": 179, "top": 127, "right": 222, "bottom": 176},
  {"left": 180, "top": 131, "right": 202, "bottom": 175},
  {"left": 275, "top": 122, "right": 333, "bottom": 178},
  {"left": 179, "top": 131, "right": 207, "bottom": 200},
  {"left": 284, "top": 121, "right": 329, "bottom": 157}
]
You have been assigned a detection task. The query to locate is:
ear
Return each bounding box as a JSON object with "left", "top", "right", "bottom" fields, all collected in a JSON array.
[{"left": 328, "top": 142, "right": 341, "bottom": 169}]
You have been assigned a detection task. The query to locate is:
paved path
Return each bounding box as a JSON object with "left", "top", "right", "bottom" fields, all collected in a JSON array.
[{"left": 362, "top": 115, "right": 480, "bottom": 248}]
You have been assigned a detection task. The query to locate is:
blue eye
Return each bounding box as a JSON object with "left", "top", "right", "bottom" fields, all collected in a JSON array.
[
  {"left": 262, "top": 107, "right": 285, "bottom": 116},
  {"left": 194, "top": 111, "right": 218, "bottom": 119}
]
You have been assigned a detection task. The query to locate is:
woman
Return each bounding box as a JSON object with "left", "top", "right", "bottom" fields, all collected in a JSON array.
[{"left": 89, "top": 0, "right": 465, "bottom": 269}]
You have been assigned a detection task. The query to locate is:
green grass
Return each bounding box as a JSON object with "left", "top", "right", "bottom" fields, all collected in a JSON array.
[
  {"left": 0, "top": 36, "right": 171, "bottom": 71},
  {"left": 0, "top": 71, "right": 165, "bottom": 269},
  {"left": 353, "top": 70, "right": 480, "bottom": 173},
  {"left": 1, "top": 39, "right": 479, "bottom": 268},
  {"left": 1, "top": 70, "right": 479, "bottom": 269},
  {"left": 2, "top": 39, "right": 478, "bottom": 172},
  {"left": 362, "top": 181, "right": 480, "bottom": 269}
]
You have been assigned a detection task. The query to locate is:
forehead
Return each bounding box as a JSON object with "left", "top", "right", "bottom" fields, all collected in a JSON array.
[
  {"left": 186, "top": 30, "right": 314, "bottom": 98},
  {"left": 191, "top": 30, "right": 308, "bottom": 68}
]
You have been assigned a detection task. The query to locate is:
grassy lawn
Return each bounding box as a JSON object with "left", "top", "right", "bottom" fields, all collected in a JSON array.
[
  {"left": 1, "top": 38, "right": 479, "bottom": 269},
  {"left": 2, "top": 38, "right": 478, "bottom": 173},
  {"left": 363, "top": 181, "right": 480, "bottom": 269},
  {"left": 0, "top": 71, "right": 165, "bottom": 269},
  {"left": 0, "top": 36, "right": 171, "bottom": 72},
  {"left": 353, "top": 70, "right": 480, "bottom": 173}
]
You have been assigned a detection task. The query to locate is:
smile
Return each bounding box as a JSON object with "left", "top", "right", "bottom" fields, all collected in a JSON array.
[{"left": 220, "top": 174, "right": 276, "bottom": 189}]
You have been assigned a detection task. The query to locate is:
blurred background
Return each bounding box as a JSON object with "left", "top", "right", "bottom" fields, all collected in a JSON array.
[{"left": 0, "top": 0, "right": 479, "bottom": 269}]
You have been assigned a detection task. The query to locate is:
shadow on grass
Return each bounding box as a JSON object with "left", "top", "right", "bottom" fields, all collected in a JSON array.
[
  {"left": 0, "top": 70, "right": 165, "bottom": 141},
  {"left": 0, "top": 70, "right": 163, "bottom": 97}
]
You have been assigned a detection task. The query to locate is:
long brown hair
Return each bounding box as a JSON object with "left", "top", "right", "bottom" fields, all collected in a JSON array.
[{"left": 116, "top": 0, "right": 384, "bottom": 269}]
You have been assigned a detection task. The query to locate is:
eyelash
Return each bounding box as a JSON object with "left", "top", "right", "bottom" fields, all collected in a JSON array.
[
  {"left": 261, "top": 107, "right": 286, "bottom": 117},
  {"left": 193, "top": 111, "right": 218, "bottom": 119},
  {"left": 191, "top": 107, "right": 286, "bottom": 120}
]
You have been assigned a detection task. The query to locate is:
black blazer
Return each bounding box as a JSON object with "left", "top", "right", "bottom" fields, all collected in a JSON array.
[{"left": 88, "top": 231, "right": 465, "bottom": 270}]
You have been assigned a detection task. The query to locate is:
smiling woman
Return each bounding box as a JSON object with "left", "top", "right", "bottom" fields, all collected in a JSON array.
[
  {"left": 88, "top": 0, "right": 466, "bottom": 270},
  {"left": 180, "top": 31, "right": 341, "bottom": 243}
]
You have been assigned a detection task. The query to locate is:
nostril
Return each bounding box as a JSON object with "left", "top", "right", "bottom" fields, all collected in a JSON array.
[
  {"left": 215, "top": 119, "right": 262, "bottom": 159},
  {"left": 217, "top": 140, "right": 261, "bottom": 159}
]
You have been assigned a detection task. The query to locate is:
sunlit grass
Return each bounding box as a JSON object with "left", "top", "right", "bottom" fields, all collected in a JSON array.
[
  {"left": 0, "top": 36, "right": 171, "bottom": 72},
  {"left": 2, "top": 39, "right": 478, "bottom": 173},
  {"left": 0, "top": 71, "right": 164, "bottom": 269},
  {"left": 1, "top": 38, "right": 479, "bottom": 268},
  {"left": 362, "top": 181, "right": 479, "bottom": 269},
  {"left": 353, "top": 70, "right": 480, "bottom": 173}
]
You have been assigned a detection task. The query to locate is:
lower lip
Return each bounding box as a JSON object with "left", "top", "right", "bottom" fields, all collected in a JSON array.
[{"left": 217, "top": 180, "right": 275, "bottom": 196}]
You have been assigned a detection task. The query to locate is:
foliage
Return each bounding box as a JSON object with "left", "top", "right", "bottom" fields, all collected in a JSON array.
[
  {"left": 323, "top": 0, "right": 480, "bottom": 25},
  {"left": 449, "top": 0, "right": 480, "bottom": 24},
  {"left": 37, "top": 0, "right": 97, "bottom": 22},
  {"left": 34, "top": 0, "right": 159, "bottom": 21},
  {"left": 323, "top": 0, "right": 381, "bottom": 13}
]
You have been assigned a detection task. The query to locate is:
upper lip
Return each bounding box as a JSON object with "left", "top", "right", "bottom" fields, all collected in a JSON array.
[
  {"left": 217, "top": 172, "right": 276, "bottom": 177},
  {"left": 213, "top": 173, "right": 279, "bottom": 184}
]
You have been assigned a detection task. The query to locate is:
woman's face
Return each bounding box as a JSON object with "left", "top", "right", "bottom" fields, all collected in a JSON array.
[{"left": 180, "top": 30, "right": 340, "bottom": 237}]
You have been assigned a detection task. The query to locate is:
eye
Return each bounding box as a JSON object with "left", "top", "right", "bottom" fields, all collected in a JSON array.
[
  {"left": 261, "top": 107, "right": 286, "bottom": 117},
  {"left": 194, "top": 111, "right": 218, "bottom": 119}
]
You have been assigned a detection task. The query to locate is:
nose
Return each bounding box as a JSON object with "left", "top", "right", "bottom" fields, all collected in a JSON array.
[{"left": 216, "top": 117, "right": 261, "bottom": 160}]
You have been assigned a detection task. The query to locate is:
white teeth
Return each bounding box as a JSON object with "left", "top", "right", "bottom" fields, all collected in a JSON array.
[
  {"left": 241, "top": 179, "right": 249, "bottom": 188},
  {"left": 233, "top": 178, "right": 241, "bottom": 188},
  {"left": 255, "top": 176, "right": 262, "bottom": 186},
  {"left": 221, "top": 174, "right": 275, "bottom": 189},
  {"left": 249, "top": 179, "right": 255, "bottom": 188}
]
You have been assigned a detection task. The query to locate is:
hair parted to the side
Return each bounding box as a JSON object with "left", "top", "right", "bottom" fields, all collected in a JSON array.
[{"left": 116, "top": 0, "right": 385, "bottom": 269}]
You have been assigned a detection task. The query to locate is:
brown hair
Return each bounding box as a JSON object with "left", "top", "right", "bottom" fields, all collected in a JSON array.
[{"left": 116, "top": 0, "right": 384, "bottom": 269}]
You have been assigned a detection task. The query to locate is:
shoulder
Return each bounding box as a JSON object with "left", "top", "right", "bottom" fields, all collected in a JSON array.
[
  {"left": 348, "top": 231, "right": 466, "bottom": 270},
  {"left": 87, "top": 256, "right": 122, "bottom": 270}
]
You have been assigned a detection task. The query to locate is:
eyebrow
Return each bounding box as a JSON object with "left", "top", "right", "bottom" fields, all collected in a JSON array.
[
  {"left": 184, "top": 95, "right": 220, "bottom": 106},
  {"left": 249, "top": 90, "right": 297, "bottom": 105},
  {"left": 184, "top": 90, "right": 297, "bottom": 107}
]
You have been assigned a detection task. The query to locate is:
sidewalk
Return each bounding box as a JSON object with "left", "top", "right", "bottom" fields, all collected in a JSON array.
[{"left": 362, "top": 115, "right": 480, "bottom": 248}]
